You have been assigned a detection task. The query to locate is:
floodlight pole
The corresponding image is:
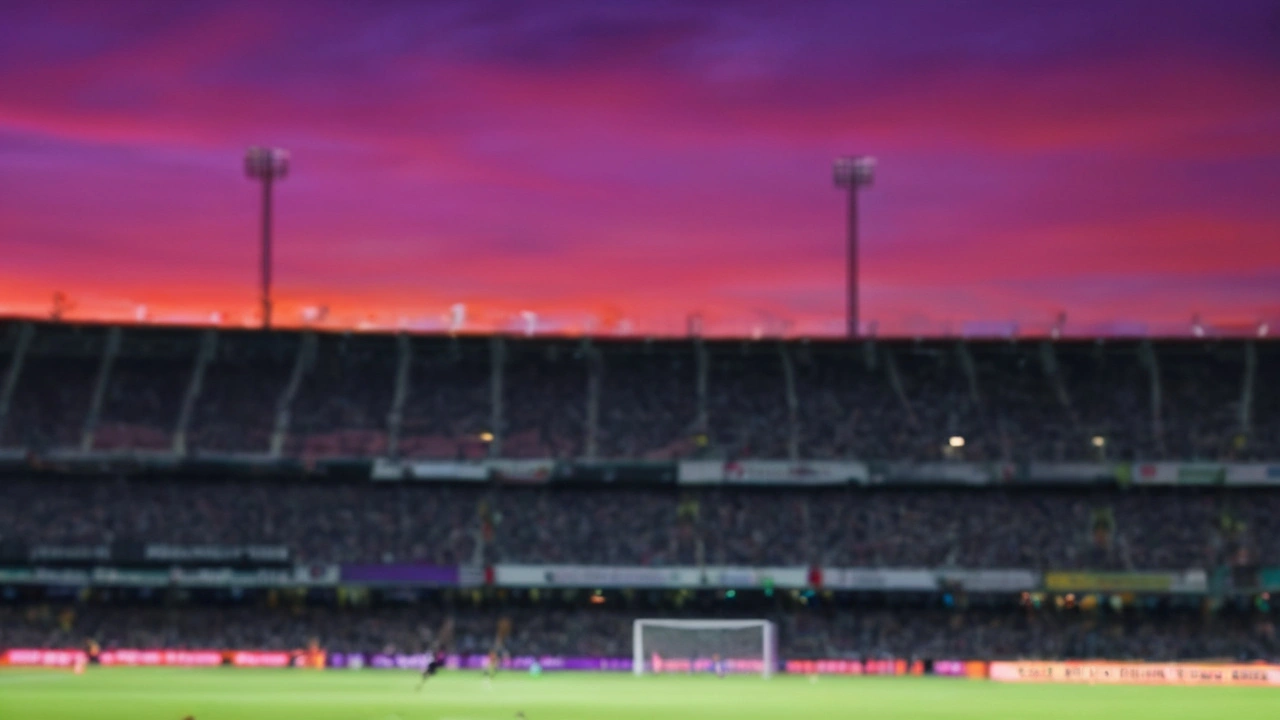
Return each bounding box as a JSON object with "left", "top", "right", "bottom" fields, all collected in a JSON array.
[
  {"left": 260, "top": 173, "right": 273, "bottom": 330},
  {"left": 834, "top": 156, "right": 874, "bottom": 339},
  {"left": 245, "top": 147, "right": 290, "bottom": 330}
]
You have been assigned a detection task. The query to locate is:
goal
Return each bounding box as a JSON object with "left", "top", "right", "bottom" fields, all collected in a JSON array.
[{"left": 632, "top": 619, "right": 776, "bottom": 678}]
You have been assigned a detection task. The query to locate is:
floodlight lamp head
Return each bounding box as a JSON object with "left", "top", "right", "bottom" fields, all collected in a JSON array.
[
  {"left": 834, "top": 155, "right": 875, "bottom": 188},
  {"left": 245, "top": 147, "right": 290, "bottom": 179}
]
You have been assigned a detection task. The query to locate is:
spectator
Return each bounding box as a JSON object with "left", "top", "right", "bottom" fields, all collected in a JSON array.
[{"left": 2, "top": 478, "right": 1276, "bottom": 569}]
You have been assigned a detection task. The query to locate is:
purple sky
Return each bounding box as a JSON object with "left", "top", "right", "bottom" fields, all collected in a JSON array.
[{"left": 1, "top": 0, "right": 1277, "bottom": 335}]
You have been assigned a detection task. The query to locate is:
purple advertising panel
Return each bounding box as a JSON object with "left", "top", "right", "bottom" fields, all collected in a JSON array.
[
  {"left": 339, "top": 565, "right": 459, "bottom": 585},
  {"left": 649, "top": 657, "right": 766, "bottom": 674},
  {"left": 326, "top": 652, "right": 632, "bottom": 672},
  {"left": 932, "top": 660, "right": 967, "bottom": 677}
]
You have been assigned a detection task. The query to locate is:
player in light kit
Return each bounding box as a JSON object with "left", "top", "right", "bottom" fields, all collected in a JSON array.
[{"left": 483, "top": 617, "right": 513, "bottom": 686}]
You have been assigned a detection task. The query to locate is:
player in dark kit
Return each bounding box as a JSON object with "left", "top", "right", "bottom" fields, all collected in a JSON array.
[
  {"left": 416, "top": 618, "right": 454, "bottom": 691},
  {"left": 416, "top": 651, "right": 445, "bottom": 690}
]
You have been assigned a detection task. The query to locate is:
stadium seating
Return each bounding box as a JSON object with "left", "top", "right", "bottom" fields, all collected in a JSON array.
[
  {"left": 2, "top": 321, "right": 1277, "bottom": 664},
  {"left": 1, "top": 477, "right": 1276, "bottom": 568},
  {"left": 0, "top": 322, "right": 1275, "bottom": 462}
]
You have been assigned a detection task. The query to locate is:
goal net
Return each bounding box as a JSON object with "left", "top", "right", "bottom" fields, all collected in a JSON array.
[{"left": 632, "top": 619, "right": 776, "bottom": 678}]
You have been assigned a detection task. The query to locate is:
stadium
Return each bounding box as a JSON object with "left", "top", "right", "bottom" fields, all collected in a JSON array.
[
  {"left": 1, "top": 322, "right": 1278, "bottom": 717},
  {"left": 2, "top": 1, "right": 1279, "bottom": 719}
]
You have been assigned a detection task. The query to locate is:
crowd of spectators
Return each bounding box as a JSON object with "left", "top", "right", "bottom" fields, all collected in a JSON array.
[
  {"left": 1157, "top": 346, "right": 1244, "bottom": 461},
  {"left": 0, "top": 478, "right": 479, "bottom": 566},
  {"left": 595, "top": 344, "right": 699, "bottom": 460},
  {"left": 187, "top": 332, "right": 298, "bottom": 454},
  {"left": 286, "top": 334, "right": 398, "bottom": 458},
  {"left": 1, "top": 477, "right": 1276, "bottom": 569},
  {"left": 1, "top": 323, "right": 1276, "bottom": 463},
  {"left": 94, "top": 329, "right": 198, "bottom": 452},
  {"left": 1245, "top": 343, "right": 1280, "bottom": 461},
  {"left": 1, "top": 604, "right": 1273, "bottom": 662},
  {"left": 502, "top": 341, "right": 586, "bottom": 459},
  {"left": 398, "top": 339, "right": 491, "bottom": 460},
  {"left": 0, "top": 325, "right": 102, "bottom": 451}
]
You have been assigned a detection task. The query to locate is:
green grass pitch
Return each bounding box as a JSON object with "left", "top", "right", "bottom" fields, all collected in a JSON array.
[{"left": 1, "top": 668, "right": 1277, "bottom": 720}]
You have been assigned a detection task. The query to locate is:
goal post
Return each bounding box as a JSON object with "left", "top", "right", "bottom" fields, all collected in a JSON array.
[{"left": 632, "top": 618, "right": 776, "bottom": 678}]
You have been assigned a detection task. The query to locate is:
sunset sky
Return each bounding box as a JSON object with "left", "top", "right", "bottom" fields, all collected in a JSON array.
[{"left": 1, "top": 0, "right": 1277, "bottom": 336}]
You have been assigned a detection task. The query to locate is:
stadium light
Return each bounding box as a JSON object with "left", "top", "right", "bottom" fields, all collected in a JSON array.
[
  {"left": 834, "top": 156, "right": 875, "bottom": 339},
  {"left": 449, "top": 303, "right": 467, "bottom": 334},
  {"left": 948, "top": 435, "right": 965, "bottom": 448},
  {"left": 301, "top": 305, "right": 327, "bottom": 325},
  {"left": 245, "top": 147, "right": 290, "bottom": 330},
  {"left": 1052, "top": 311, "right": 1067, "bottom": 340}
]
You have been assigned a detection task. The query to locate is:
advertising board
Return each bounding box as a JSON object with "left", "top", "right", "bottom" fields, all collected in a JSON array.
[{"left": 989, "top": 661, "right": 1280, "bottom": 686}]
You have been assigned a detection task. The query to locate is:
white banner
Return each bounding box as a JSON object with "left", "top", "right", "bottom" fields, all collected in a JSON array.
[
  {"left": 678, "top": 460, "right": 867, "bottom": 486},
  {"left": 494, "top": 565, "right": 1043, "bottom": 591},
  {"left": 874, "top": 462, "right": 1015, "bottom": 485},
  {"left": 820, "top": 568, "right": 937, "bottom": 591},
  {"left": 0, "top": 565, "right": 341, "bottom": 588},
  {"left": 1225, "top": 464, "right": 1280, "bottom": 486},
  {"left": 29, "top": 568, "right": 91, "bottom": 585},
  {"left": 487, "top": 459, "right": 555, "bottom": 483},
  {"left": 702, "top": 567, "right": 808, "bottom": 589},
  {"left": 1132, "top": 462, "right": 1224, "bottom": 486},
  {"left": 166, "top": 568, "right": 299, "bottom": 588},
  {"left": 1025, "top": 463, "right": 1115, "bottom": 483},
  {"left": 1171, "top": 569, "right": 1210, "bottom": 594},
  {"left": 292, "top": 564, "right": 341, "bottom": 585},
  {"left": 1132, "top": 463, "right": 1280, "bottom": 486},
  {"left": 143, "top": 544, "right": 290, "bottom": 563},
  {"left": 371, "top": 459, "right": 488, "bottom": 481},
  {"left": 496, "top": 565, "right": 692, "bottom": 588},
  {"left": 493, "top": 565, "right": 807, "bottom": 589}
]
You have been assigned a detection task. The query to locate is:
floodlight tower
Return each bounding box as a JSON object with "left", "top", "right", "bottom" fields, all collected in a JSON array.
[
  {"left": 245, "top": 147, "right": 290, "bottom": 330},
  {"left": 833, "top": 156, "right": 875, "bottom": 339}
]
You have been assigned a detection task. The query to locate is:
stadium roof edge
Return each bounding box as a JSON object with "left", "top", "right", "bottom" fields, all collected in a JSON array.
[{"left": 0, "top": 316, "right": 1276, "bottom": 345}]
